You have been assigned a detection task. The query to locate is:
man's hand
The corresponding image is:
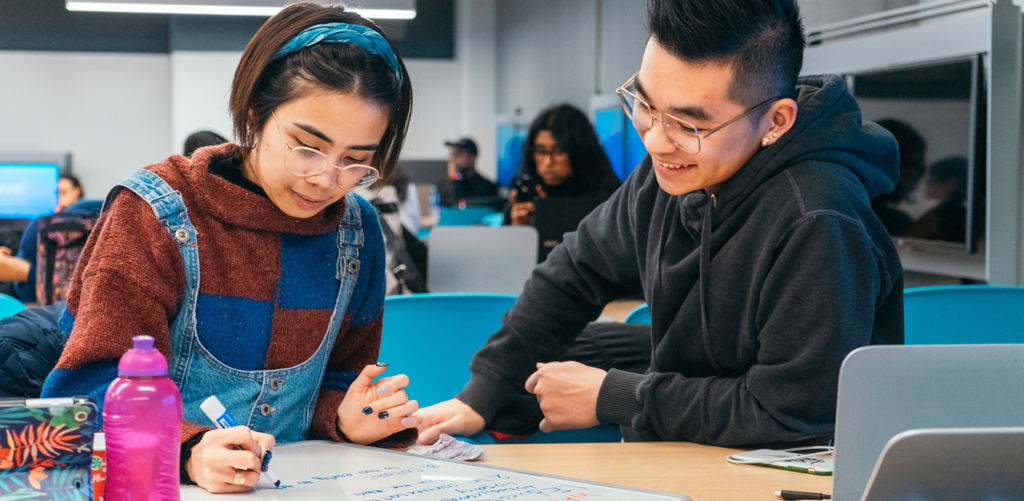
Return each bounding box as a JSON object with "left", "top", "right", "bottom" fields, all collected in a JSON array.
[
  {"left": 524, "top": 361, "right": 606, "bottom": 433},
  {"left": 413, "top": 398, "right": 485, "bottom": 445}
]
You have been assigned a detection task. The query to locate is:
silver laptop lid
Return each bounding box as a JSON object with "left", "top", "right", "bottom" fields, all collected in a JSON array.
[
  {"left": 861, "top": 427, "right": 1024, "bottom": 501},
  {"left": 833, "top": 345, "right": 1024, "bottom": 501}
]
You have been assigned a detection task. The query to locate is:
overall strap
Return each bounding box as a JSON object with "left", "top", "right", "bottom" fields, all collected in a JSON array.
[
  {"left": 301, "top": 192, "right": 367, "bottom": 436},
  {"left": 109, "top": 169, "right": 201, "bottom": 382},
  {"left": 336, "top": 192, "right": 365, "bottom": 280}
]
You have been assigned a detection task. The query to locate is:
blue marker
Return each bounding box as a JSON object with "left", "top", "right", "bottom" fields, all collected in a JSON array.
[{"left": 200, "top": 395, "right": 282, "bottom": 488}]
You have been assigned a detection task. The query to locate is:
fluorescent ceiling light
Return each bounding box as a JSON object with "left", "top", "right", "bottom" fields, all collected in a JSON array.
[{"left": 66, "top": 1, "right": 416, "bottom": 19}]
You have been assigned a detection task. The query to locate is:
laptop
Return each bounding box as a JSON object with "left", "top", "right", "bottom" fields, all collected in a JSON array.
[
  {"left": 532, "top": 197, "right": 605, "bottom": 262},
  {"left": 832, "top": 344, "right": 1024, "bottom": 500},
  {"left": 860, "top": 427, "right": 1024, "bottom": 501}
]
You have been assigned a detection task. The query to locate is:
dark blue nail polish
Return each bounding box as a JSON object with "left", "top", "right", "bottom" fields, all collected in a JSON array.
[
  {"left": 261, "top": 450, "right": 272, "bottom": 472},
  {"left": 376, "top": 362, "right": 388, "bottom": 367},
  {"left": 378, "top": 410, "right": 389, "bottom": 420},
  {"left": 362, "top": 406, "right": 372, "bottom": 415}
]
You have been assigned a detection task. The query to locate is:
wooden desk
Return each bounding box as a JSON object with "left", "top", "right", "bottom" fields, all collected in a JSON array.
[
  {"left": 478, "top": 442, "right": 832, "bottom": 501},
  {"left": 601, "top": 299, "right": 646, "bottom": 322}
]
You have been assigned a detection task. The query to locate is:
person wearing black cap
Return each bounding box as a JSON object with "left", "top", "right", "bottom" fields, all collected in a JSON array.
[{"left": 436, "top": 137, "right": 498, "bottom": 207}]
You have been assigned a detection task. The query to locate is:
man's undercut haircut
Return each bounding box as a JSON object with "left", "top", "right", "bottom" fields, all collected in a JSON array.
[{"left": 647, "top": 0, "right": 806, "bottom": 107}]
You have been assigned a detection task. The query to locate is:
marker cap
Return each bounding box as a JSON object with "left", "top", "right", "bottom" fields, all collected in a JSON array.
[{"left": 200, "top": 396, "right": 228, "bottom": 425}]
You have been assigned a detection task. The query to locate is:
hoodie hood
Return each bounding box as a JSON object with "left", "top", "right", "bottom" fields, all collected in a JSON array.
[{"left": 699, "top": 74, "right": 899, "bottom": 224}]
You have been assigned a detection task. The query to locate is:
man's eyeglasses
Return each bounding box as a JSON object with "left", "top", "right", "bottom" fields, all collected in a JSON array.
[
  {"left": 273, "top": 112, "right": 379, "bottom": 191},
  {"left": 616, "top": 72, "right": 781, "bottom": 154}
]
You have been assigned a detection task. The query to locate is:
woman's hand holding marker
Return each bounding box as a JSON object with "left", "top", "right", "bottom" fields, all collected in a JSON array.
[
  {"left": 337, "top": 363, "right": 420, "bottom": 445},
  {"left": 186, "top": 426, "right": 276, "bottom": 494}
]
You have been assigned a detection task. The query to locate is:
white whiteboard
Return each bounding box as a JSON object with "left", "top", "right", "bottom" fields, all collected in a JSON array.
[{"left": 180, "top": 441, "right": 691, "bottom": 501}]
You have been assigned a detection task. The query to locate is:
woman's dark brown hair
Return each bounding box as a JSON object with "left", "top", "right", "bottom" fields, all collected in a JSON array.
[{"left": 230, "top": 2, "right": 412, "bottom": 183}]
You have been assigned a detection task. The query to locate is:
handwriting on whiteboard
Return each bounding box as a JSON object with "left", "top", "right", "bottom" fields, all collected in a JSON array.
[{"left": 276, "top": 466, "right": 598, "bottom": 501}]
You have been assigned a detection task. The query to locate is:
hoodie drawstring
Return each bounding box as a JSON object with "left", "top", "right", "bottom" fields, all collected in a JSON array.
[{"left": 698, "top": 194, "right": 724, "bottom": 375}]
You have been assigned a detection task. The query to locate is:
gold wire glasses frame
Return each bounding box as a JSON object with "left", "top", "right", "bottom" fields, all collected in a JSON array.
[
  {"left": 616, "top": 72, "right": 782, "bottom": 154},
  {"left": 272, "top": 112, "right": 379, "bottom": 191}
]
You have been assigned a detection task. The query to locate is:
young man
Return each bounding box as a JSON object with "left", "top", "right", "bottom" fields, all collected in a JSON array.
[
  {"left": 416, "top": 0, "right": 903, "bottom": 447},
  {"left": 436, "top": 137, "right": 498, "bottom": 207}
]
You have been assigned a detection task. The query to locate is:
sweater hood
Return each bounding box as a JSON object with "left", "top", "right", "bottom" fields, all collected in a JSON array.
[{"left": 145, "top": 143, "right": 346, "bottom": 235}]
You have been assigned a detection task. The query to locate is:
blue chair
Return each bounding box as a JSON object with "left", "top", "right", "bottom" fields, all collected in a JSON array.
[
  {"left": 0, "top": 294, "right": 26, "bottom": 320},
  {"left": 437, "top": 206, "right": 495, "bottom": 226},
  {"left": 903, "top": 285, "right": 1024, "bottom": 344},
  {"left": 623, "top": 303, "right": 650, "bottom": 324},
  {"left": 379, "top": 293, "right": 621, "bottom": 444}
]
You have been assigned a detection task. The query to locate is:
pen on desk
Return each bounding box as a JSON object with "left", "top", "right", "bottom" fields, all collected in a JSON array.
[
  {"left": 775, "top": 491, "right": 831, "bottom": 500},
  {"left": 200, "top": 396, "right": 282, "bottom": 488}
]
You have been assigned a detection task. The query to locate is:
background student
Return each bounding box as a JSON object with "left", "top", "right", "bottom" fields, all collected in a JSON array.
[
  {"left": 41, "top": 3, "right": 420, "bottom": 493},
  {"left": 436, "top": 137, "right": 498, "bottom": 207},
  {"left": 506, "top": 104, "right": 622, "bottom": 226}
]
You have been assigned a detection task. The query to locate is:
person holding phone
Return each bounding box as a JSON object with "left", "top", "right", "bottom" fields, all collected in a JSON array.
[
  {"left": 42, "top": 3, "right": 420, "bottom": 493},
  {"left": 506, "top": 104, "right": 621, "bottom": 226}
]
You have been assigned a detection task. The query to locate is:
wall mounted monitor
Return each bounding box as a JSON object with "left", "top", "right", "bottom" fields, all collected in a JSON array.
[
  {"left": 0, "top": 163, "right": 59, "bottom": 219},
  {"left": 594, "top": 105, "right": 647, "bottom": 182},
  {"left": 850, "top": 55, "right": 985, "bottom": 253},
  {"left": 496, "top": 122, "right": 526, "bottom": 188}
]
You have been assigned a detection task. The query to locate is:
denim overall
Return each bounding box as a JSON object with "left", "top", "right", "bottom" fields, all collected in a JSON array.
[{"left": 113, "top": 169, "right": 364, "bottom": 442}]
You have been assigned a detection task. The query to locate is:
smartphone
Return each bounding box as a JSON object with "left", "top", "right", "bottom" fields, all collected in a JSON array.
[
  {"left": 512, "top": 174, "right": 539, "bottom": 203},
  {"left": 727, "top": 449, "right": 834, "bottom": 476}
]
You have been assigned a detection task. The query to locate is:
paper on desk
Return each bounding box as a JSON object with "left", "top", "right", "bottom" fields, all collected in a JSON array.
[{"left": 409, "top": 433, "right": 487, "bottom": 461}]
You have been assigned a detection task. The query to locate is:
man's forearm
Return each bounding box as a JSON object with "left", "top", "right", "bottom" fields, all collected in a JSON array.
[{"left": 0, "top": 256, "right": 30, "bottom": 281}]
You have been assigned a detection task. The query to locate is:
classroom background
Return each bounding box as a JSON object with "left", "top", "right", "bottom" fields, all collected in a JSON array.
[{"left": 5, "top": 0, "right": 1020, "bottom": 295}]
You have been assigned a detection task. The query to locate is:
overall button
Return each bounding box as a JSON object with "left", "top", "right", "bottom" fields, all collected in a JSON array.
[
  {"left": 260, "top": 403, "right": 276, "bottom": 417},
  {"left": 174, "top": 228, "right": 189, "bottom": 243},
  {"left": 346, "top": 259, "right": 360, "bottom": 275},
  {"left": 270, "top": 379, "right": 286, "bottom": 391}
]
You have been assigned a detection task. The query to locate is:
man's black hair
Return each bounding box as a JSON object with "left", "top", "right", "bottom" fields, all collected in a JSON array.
[{"left": 647, "top": 0, "right": 806, "bottom": 107}]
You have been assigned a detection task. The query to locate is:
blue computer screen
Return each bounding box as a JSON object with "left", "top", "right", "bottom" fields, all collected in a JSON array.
[
  {"left": 0, "top": 164, "right": 59, "bottom": 219},
  {"left": 497, "top": 123, "right": 527, "bottom": 187},
  {"left": 595, "top": 106, "right": 648, "bottom": 181}
]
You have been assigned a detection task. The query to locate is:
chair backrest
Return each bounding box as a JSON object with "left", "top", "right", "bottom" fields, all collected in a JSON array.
[
  {"left": 427, "top": 226, "right": 538, "bottom": 295},
  {"left": 378, "top": 292, "right": 622, "bottom": 444},
  {"left": 379, "top": 293, "right": 517, "bottom": 408},
  {"left": 903, "top": 285, "right": 1024, "bottom": 344},
  {"left": 833, "top": 344, "right": 1024, "bottom": 501},
  {"left": 623, "top": 304, "right": 650, "bottom": 324},
  {"left": 0, "top": 294, "right": 26, "bottom": 320},
  {"left": 437, "top": 206, "right": 495, "bottom": 226}
]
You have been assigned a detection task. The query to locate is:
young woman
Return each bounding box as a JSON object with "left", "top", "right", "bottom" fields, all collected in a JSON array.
[
  {"left": 41, "top": 3, "right": 419, "bottom": 493},
  {"left": 56, "top": 174, "right": 84, "bottom": 213},
  {"left": 507, "top": 104, "right": 621, "bottom": 226}
]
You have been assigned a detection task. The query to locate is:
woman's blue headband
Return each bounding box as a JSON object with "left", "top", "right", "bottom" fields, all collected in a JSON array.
[{"left": 273, "top": 22, "right": 403, "bottom": 87}]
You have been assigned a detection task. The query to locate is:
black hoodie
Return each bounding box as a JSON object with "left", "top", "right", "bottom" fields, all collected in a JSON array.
[{"left": 457, "top": 75, "right": 904, "bottom": 447}]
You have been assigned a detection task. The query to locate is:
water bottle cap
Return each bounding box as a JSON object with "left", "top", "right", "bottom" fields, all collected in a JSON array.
[{"left": 118, "top": 335, "right": 168, "bottom": 377}]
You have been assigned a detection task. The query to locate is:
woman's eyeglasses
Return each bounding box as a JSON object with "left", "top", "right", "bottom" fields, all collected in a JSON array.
[{"left": 273, "top": 112, "right": 379, "bottom": 191}]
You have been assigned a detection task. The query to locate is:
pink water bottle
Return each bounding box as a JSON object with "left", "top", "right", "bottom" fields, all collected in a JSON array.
[{"left": 104, "top": 335, "right": 182, "bottom": 501}]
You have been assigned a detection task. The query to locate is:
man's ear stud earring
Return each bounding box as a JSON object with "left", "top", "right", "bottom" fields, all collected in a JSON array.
[
  {"left": 762, "top": 136, "right": 770, "bottom": 146},
  {"left": 772, "top": 132, "right": 778, "bottom": 138}
]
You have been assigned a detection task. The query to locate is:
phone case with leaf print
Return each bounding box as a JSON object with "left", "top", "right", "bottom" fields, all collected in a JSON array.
[{"left": 0, "top": 397, "right": 96, "bottom": 501}]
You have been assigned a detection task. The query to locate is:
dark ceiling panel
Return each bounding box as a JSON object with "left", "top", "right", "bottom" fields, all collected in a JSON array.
[
  {"left": 0, "top": 0, "right": 170, "bottom": 53},
  {"left": 0, "top": 0, "right": 453, "bottom": 58}
]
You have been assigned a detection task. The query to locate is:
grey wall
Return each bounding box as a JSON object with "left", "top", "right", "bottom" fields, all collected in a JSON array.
[
  {"left": 493, "top": 0, "right": 926, "bottom": 123},
  {"left": 801, "top": 0, "right": 920, "bottom": 29}
]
